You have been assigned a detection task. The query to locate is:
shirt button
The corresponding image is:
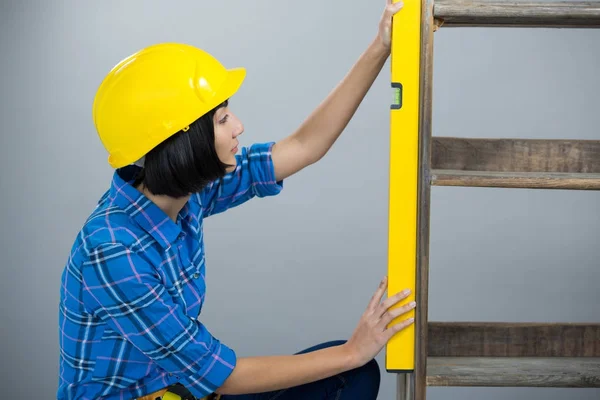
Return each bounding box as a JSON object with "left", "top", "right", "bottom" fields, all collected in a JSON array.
[{"left": 193, "top": 273, "right": 200, "bottom": 279}]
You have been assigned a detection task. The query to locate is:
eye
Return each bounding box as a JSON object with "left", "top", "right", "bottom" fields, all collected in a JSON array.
[{"left": 218, "top": 114, "right": 229, "bottom": 124}]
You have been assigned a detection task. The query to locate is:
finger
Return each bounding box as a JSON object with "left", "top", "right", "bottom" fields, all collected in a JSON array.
[
  {"left": 384, "top": 317, "right": 415, "bottom": 340},
  {"left": 366, "top": 276, "right": 388, "bottom": 312},
  {"left": 378, "top": 301, "right": 416, "bottom": 328},
  {"left": 377, "top": 288, "right": 411, "bottom": 316},
  {"left": 386, "top": 0, "right": 392, "bottom": 5},
  {"left": 388, "top": 1, "right": 404, "bottom": 13}
]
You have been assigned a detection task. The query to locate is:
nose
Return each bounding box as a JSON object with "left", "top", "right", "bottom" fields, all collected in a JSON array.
[{"left": 231, "top": 113, "right": 244, "bottom": 138}]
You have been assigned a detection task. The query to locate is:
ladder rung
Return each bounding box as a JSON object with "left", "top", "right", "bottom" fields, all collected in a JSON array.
[
  {"left": 431, "top": 170, "right": 600, "bottom": 190},
  {"left": 432, "top": 137, "right": 600, "bottom": 174},
  {"left": 434, "top": 0, "right": 600, "bottom": 28},
  {"left": 427, "top": 357, "right": 600, "bottom": 387},
  {"left": 428, "top": 322, "right": 600, "bottom": 357}
]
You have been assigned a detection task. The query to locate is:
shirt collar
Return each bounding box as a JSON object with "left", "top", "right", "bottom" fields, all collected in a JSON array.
[{"left": 108, "top": 165, "right": 189, "bottom": 249}]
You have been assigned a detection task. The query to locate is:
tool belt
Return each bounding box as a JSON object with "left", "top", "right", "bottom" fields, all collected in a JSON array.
[{"left": 136, "top": 383, "right": 221, "bottom": 400}]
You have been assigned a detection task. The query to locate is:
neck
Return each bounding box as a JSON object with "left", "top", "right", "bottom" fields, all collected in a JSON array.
[{"left": 136, "top": 184, "right": 190, "bottom": 222}]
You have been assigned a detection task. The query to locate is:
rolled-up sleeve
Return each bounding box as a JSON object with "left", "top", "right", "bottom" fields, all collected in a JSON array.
[
  {"left": 81, "top": 242, "right": 236, "bottom": 398},
  {"left": 197, "top": 142, "right": 283, "bottom": 217}
]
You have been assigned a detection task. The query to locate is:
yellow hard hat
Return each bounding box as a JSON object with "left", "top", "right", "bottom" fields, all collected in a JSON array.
[{"left": 92, "top": 43, "right": 246, "bottom": 168}]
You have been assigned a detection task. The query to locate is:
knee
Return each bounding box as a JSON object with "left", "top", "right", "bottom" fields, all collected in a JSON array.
[
  {"left": 361, "top": 357, "right": 381, "bottom": 386},
  {"left": 341, "top": 357, "right": 380, "bottom": 399}
]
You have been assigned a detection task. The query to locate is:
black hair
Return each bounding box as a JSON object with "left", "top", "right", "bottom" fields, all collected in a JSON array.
[{"left": 133, "top": 100, "right": 232, "bottom": 198}]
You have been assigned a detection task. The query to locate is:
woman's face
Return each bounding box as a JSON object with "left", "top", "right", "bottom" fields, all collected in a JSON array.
[{"left": 213, "top": 105, "right": 244, "bottom": 172}]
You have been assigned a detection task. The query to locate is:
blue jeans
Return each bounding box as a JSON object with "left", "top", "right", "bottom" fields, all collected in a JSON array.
[{"left": 220, "top": 340, "right": 380, "bottom": 400}]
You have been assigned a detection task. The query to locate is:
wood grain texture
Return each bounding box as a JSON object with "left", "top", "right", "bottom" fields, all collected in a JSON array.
[
  {"left": 428, "top": 322, "right": 600, "bottom": 357},
  {"left": 415, "top": 0, "right": 436, "bottom": 398},
  {"left": 432, "top": 138, "right": 600, "bottom": 173},
  {"left": 434, "top": 1, "right": 600, "bottom": 28},
  {"left": 430, "top": 170, "right": 600, "bottom": 190},
  {"left": 427, "top": 357, "right": 600, "bottom": 387}
]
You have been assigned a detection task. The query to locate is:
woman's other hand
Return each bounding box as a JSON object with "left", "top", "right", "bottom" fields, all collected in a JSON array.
[
  {"left": 377, "top": 0, "right": 405, "bottom": 51},
  {"left": 344, "top": 276, "right": 415, "bottom": 367}
]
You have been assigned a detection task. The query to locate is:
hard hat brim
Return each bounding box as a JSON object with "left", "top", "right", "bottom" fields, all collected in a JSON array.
[{"left": 220, "top": 67, "right": 246, "bottom": 106}]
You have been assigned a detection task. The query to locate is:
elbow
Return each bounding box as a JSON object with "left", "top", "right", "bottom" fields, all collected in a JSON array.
[
  {"left": 306, "top": 151, "right": 323, "bottom": 167},
  {"left": 294, "top": 141, "right": 323, "bottom": 169},
  {"left": 301, "top": 139, "right": 328, "bottom": 166}
]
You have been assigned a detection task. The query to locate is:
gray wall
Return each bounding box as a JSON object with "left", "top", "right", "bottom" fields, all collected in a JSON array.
[{"left": 1, "top": 0, "right": 599, "bottom": 399}]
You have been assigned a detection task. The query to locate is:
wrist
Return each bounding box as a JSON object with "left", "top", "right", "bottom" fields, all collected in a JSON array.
[
  {"left": 371, "top": 36, "right": 391, "bottom": 58},
  {"left": 339, "top": 342, "right": 362, "bottom": 369}
]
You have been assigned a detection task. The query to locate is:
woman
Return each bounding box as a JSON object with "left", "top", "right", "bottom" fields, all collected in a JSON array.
[{"left": 57, "top": 1, "right": 415, "bottom": 399}]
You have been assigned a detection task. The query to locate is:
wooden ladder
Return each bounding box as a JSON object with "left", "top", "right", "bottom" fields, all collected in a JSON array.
[{"left": 385, "top": 1, "right": 600, "bottom": 399}]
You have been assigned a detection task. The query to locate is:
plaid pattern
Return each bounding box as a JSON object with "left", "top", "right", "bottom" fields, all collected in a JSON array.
[{"left": 58, "top": 142, "right": 283, "bottom": 400}]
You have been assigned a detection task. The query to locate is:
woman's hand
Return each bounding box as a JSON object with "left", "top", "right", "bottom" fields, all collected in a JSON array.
[
  {"left": 217, "top": 276, "right": 414, "bottom": 395},
  {"left": 377, "top": 0, "right": 405, "bottom": 51},
  {"left": 343, "top": 276, "right": 415, "bottom": 367}
]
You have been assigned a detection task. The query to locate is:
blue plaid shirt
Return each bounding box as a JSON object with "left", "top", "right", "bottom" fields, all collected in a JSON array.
[{"left": 58, "top": 142, "right": 283, "bottom": 400}]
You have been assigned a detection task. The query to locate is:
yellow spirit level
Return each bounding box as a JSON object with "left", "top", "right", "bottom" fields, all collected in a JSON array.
[{"left": 386, "top": 0, "right": 421, "bottom": 373}]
